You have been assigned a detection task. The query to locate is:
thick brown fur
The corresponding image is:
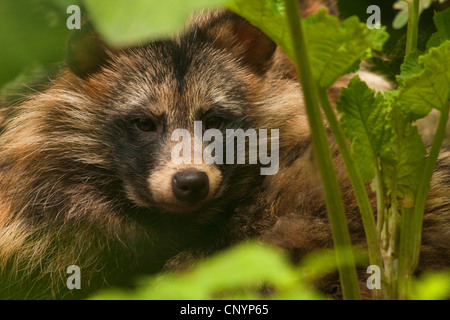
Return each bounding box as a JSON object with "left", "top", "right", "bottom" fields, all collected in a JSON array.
[
  {"left": 0, "top": 9, "right": 293, "bottom": 300},
  {"left": 0, "top": 1, "right": 449, "bottom": 300}
]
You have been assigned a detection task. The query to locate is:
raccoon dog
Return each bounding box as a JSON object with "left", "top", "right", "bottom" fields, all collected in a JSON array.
[
  {"left": 0, "top": 7, "right": 302, "bottom": 299},
  {"left": 0, "top": 3, "right": 449, "bottom": 299}
]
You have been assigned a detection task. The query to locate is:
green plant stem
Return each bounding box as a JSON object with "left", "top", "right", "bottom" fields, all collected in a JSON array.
[
  {"left": 400, "top": 101, "right": 450, "bottom": 294},
  {"left": 284, "top": 0, "right": 360, "bottom": 300},
  {"left": 375, "top": 164, "right": 385, "bottom": 236},
  {"left": 405, "top": 0, "right": 420, "bottom": 55},
  {"left": 396, "top": 0, "right": 420, "bottom": 299},
  {"left": 317, "top": 89, "right": 382, "bottom": 271},
  {"left": 380, "top": 158, "right": 400, "bottom": 300},
  {"left": 398, "top": 206, "right": 414, "bottom": 298},
  {"left": 413, "top": 102, "right": 450, "bottom": 258}
]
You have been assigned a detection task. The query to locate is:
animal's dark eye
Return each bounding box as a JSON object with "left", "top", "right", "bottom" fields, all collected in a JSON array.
[
  {"left": 204, "top": 116, "right": 223, "bottom": 130},
  {"left": 136, "top": 118, "right": 156, "bottom": 132}
]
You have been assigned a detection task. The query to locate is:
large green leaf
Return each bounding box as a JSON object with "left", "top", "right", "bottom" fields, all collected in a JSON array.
[
  {"left": 302, "top": 10, "right": 388, "bottom": 89},
  {"left": 396, "top": 49, "right": 423, "bottom": 86},
  {"left": 83, "top": 0, "right": 227, "bottom": 47},
  {"left": 227, "top": 0, "right": 292, "bottom": 57},
  {"left": 426, "top": 7, "right": 450, "bottom": 49},
  {"left": 90, "top": 242, "right": 323, "bottom": 300},
  {"left": 399, "top": 41, "right": 450, "bottom": 120},
  {"left": 337, "top": 76, "right": 394, "bottom": 182},
  {"left": 381, "top": 107, "right": 427, "bottom": 199},
  {"left": 228, "top": 2, "right": 388, "bottom": 89}
]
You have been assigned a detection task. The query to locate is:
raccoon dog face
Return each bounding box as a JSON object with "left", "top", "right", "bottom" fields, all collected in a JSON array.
[{"left": 67, "top": 11, "right": 278, "bottom": 215}]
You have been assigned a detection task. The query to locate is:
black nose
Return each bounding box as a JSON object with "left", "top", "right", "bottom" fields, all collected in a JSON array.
[{"left": 172, "top": 171, "right": 209, "bottom": 203}]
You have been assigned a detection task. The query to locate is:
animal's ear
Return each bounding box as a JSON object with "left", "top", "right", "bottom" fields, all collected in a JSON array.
[
  {"left": 204, "top": 12, "right": 277, "bottom": 75},
  {"left": 66, "top": 24, "right": 111, "bottom": 78}
]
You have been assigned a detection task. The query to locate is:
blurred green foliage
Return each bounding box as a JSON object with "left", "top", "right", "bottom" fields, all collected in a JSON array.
[
  {"left": 1, "top": 0, "right": 448, "bottom": 91},
  {"left": 393, "top": 0, "right": 448, "bottom": 29},
  {"left": 90, "top": 243, "right": 369, "bottom": 300},
  {"left": 0, "top": 0, "right": 228, "bottom": 92},
  {"left": 409, "top": 272, "right": 450, "bottom": 300},
  {"left": 83, "top": 0, "right": 227, "bottom": 47},
  {"left": 90, "top": 243, "right": 326, "bottom": 300},
  {"left": 0, "top": 0, "right": 79, "bottom": 89},
  {"left": 338, "top": 0, "right": 450, "bottom": 81},
  {"left": 90, "top": 242, "right": 449, "bottom": 300}
]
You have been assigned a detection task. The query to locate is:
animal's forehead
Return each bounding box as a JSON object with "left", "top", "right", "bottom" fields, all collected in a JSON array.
[
  {"left": 132, "top": 40, "right": 234, "bottom": 85},
  {"left": 107, "top": 41, "right": 246, "bottom": 116}
]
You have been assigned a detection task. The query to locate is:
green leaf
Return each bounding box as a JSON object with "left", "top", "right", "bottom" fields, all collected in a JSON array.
[
  {"left": 397, "top": 49, "right": 423, "bottom": 86},
  {"left": 0, "top": 0, "right": 76, "bottom": 89},
  {"left": 393, "top": 3, "right": 409, "bottom": 30},
  {"left": 410, "top": 271, "right": 450, "bottom": 300},
  {"left": 399, "top": 41, "right": 450, "bottom": 120},
  {"left": 426, "top": 32, "right": 442, "bottom": 50},
  {"left": 299, "top": 247, "right": 369, "bottom": 283},
  {"left": 433, "top": 7, "right": 450, "bottom": 39},
  {"left": 83, "top": 0, "right": 227, "bottom": 47},
  {"left": 426, "top": 7, "right": 450, "bottom": 49},
  {"left": 227, "top": 0, "right": 291, "bottom": 59},
  {"left": 228, "top": 3, "right": 388, "bottom": 89},
  {"left": 381, "top": 107, "right": 427, "bottom": 199},
  {"left": 302, "top": 10, "right": 389, "bottom": 89},
  {"left": 337, "top": 76, "right": 393, "bottom": 182},
  {"left": 90, "top": 242, "right": 323, "bottom": 300}
]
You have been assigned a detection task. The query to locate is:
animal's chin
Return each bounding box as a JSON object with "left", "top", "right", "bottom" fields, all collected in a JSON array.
[
  {"left": 125, "top": 190, "right": 209, "bottom": 214},
  {"left": 158, "top": 201, "right": 210, "bottom": 214}
]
